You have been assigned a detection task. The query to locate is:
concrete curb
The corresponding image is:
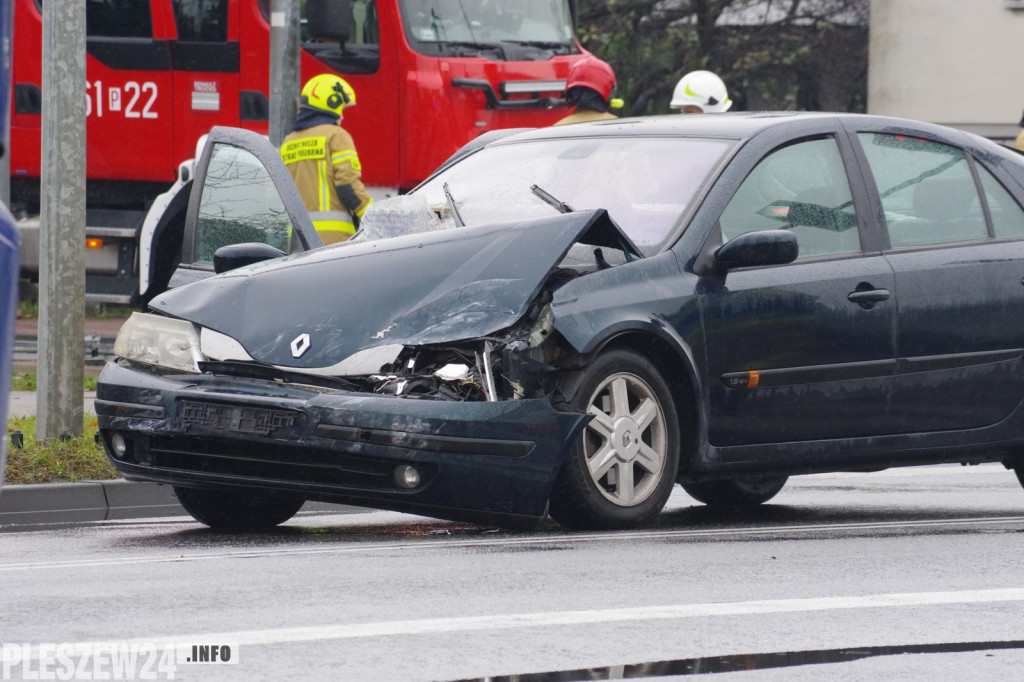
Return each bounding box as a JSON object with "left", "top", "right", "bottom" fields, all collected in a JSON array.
[
  {"left": 0, "top": 480, "right": 187, "bottom": 525},
  {"left": 0, "top": 479, "right": 366, "bottom": 527}
]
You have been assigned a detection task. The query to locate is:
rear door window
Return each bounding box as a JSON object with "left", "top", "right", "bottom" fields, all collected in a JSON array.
[
  {"left": 857, "top": 134, "right": 988, "bottom": 247},
  {"left": 977, "top": 165, "right": 1024, "bottom": 238}
]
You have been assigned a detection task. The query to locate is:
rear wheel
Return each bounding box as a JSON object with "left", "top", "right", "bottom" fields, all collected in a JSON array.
[
  {"left": 681, "top": 477, "right": 788, "bottom": 506},
  {"left": 549, "top": 350, "right": 680, "bottom": 530},
  {"left": 174, "top": 487, "right": 305, "bottom": 530}
]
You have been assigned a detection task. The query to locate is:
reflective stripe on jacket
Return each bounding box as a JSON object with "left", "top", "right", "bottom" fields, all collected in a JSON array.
[
  {"left": 310, "top": 211, "right": 356, "bottom": 245},
  {"left": 281, "top": 123, "right": 373, "bottom": 238}
]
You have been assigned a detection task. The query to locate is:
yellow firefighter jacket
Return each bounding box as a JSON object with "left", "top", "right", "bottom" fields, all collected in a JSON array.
[
  {"left": 553, "top": 109, "right": 618, "bottom": 126},
  {"left": 281, "top": 123, "right": 373, "bottom": 244}
]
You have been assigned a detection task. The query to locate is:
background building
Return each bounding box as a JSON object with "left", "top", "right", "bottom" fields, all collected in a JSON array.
[{"left": 868, "top": 0, "right": 1024, "bottom": 144}]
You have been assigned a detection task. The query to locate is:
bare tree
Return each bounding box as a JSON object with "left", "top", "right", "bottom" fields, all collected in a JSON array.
[{"left": 577, "top": 0, "right": 869, "bottom": 115}]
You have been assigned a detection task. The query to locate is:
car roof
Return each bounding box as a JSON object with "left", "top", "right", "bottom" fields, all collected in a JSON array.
[
  {"left": 423, "top": 111, "right": 1023, "bottom": 204},
  {"left": 487, "top": 111, "right": 976, "bottom": 146}
]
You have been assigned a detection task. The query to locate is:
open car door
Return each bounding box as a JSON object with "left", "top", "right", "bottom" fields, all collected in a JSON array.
[{"left": 166, "top": 127, "right": 322, "bottom": 291}]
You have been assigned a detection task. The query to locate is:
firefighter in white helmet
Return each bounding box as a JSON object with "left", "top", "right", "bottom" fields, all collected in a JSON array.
[
  {"left": 281, "top": 74, "right": 373, "bottom": 244},
  {"left": 670, "top": 70, "right": 732, "bottom": 114}
]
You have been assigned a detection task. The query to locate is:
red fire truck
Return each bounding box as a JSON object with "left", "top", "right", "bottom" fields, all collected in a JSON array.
[{"left": 11, "top": 0, "right": 584, "bottom": 304}]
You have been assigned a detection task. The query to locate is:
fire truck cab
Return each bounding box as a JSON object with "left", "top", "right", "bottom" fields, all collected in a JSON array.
[{"left": 11, "top": 0, "right": 583, "bottom": 305}]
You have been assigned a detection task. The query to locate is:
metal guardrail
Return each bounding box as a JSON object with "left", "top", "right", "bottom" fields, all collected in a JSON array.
[{"left": 13, "top": 332, "right": 115, "bottom": 367}]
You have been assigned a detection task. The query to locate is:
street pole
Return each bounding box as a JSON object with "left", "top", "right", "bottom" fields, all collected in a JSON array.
[
  {"left": 269, "top": 0, "right": 301, "bottom": 146},
  {"left": 37, "top": 0, "right": 86, "bottom": 440}
]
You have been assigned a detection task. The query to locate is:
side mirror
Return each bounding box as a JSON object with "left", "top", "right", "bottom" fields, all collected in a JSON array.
[
  {"left": 714, "top": 230, "right": 799, "bottom": 270},
  {"left": 306, "top": 0, "right": 352, "bottom": 43},
  {"left": 213, "top": 242, "right": 287, "bottom": 274}
]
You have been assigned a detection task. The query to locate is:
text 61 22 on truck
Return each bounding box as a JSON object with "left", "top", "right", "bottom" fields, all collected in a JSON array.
[{"left": 10, "top": 0, "right": 585, "bottom": 305}]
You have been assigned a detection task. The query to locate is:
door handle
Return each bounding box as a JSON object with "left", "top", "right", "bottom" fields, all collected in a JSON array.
[{"left": 848, "top": 288, "right": 890, "bottom": 308}]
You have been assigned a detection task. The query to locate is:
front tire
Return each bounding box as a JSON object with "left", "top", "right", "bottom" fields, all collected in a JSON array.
[
  {"left": 681, "top": 477, "right": 788, "bottom": 506},
  {"left": 549, "top": 350, "right": 680, "bottom": 530},
  {"left": 174, "top": 487, "right": 305, "bottom": 530}
]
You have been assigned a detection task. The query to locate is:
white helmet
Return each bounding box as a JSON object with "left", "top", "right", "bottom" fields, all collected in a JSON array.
[{"left": 670, "top": 70, "right": 732, "bottom": 113}]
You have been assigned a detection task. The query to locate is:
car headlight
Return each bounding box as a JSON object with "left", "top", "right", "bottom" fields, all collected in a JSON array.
[{"left": 113, "top": 312, "right": 203, "bottom": 373}]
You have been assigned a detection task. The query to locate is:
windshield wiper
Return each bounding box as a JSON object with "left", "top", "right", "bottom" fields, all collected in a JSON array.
[
  {"left": 531, "top": 184, "right": 575, "bottom": 213},
  {"left": 434, "top": 40, "right": 505, "bottom": 58},
  {"left": 443, "top": 182, "right": 465, "bottom": 226},
  {"left": 430, "top": 8, "right": 448, "bottom": 51},
  {"left": 500, "top": 40, "right": 573, "bottom": 52},
  {"left": 440, "top": 40, "right": 494, "bottom": 49},
  {"left": 531, "top": 184, "right": 642, "bottom": 263}
]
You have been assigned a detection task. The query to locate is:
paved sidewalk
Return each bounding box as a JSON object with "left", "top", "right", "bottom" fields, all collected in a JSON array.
[{"left": 8, "top": 390, "right": 96, "bottom": 417}]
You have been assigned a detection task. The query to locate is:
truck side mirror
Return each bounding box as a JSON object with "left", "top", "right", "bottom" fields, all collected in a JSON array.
[
  {"left": 213, "top": 242, "right": 287, "bottom": 274},
  {"left": 307, "top": 0, "right": 352, "bottom": 45}
]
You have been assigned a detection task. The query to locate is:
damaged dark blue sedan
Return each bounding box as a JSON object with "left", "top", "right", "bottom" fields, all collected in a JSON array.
[{"left": 97, "top": 113, "right": 1024, "bottom": 530}]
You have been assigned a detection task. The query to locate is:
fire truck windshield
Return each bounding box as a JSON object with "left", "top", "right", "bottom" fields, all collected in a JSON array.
[{"left": 399, "top": 0, "right": 575, "bottom": 57}]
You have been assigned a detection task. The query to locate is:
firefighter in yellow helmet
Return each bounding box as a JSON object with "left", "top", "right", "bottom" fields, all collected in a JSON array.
[{"left": 281, "top": 74, "right": 373, "bottom": 244}]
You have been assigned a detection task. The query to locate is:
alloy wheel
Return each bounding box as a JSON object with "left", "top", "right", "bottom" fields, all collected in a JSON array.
[{"left": 581, "top": 371, "right": 668, "bottom": 507}]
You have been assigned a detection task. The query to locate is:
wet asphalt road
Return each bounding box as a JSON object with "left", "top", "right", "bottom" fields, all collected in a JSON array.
[{"left": 3, "top": 465, "right": 1024, "bottom": 681}]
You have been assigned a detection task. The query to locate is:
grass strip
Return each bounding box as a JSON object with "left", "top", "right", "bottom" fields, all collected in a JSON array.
[
  {"left": 10, "top": 373, "right": 97, "bottom": 392},
  {"left": 4, "top": 414, "right": 119, "bottom": 484}
]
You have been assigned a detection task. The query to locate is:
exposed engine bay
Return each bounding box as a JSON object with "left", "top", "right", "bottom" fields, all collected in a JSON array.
[{"left": 359, "top": 265, "right": 591, "bottom": 402}]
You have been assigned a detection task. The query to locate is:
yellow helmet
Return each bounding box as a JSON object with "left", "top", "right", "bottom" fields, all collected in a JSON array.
[{"left": 300, "top": 74, "right": 356, "bottom": 117}]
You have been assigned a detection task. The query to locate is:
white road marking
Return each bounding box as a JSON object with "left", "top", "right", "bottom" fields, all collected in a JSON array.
[
  {"left": 6, "top": 587, "right": 1024, "bottom": 662},
  {"left": 795, "top": 463, "right": 1016, "bottom": 480},
  {"left": 1, "top": 515, "right": 1023, "bottom": 572}
]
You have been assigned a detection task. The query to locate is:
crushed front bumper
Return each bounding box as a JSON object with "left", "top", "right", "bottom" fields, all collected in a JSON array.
[{"left": 95, "top": 361, "right": 587, "bottom": 528}]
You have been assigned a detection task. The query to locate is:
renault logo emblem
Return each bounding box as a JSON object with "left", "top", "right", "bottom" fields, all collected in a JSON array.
[{"left": 290, "top": 333, "right": 311, "bottom": 358}]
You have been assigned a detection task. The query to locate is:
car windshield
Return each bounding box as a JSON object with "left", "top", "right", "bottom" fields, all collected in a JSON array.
[
  {"left": 400, "top": 136, "right": 733, "bottom": 253},
  {"left": 399, "top": 0, "right": 575, "bottom": 52}
]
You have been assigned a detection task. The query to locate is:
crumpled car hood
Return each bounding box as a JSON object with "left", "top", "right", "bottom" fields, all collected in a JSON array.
[{"left": 151, "top": 209, "right": 635, "bottom": 370}]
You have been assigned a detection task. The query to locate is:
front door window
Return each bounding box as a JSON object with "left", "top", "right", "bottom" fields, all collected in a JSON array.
[
  {"left": 193, "top": 143, "right": 295, "bottom": 265},
  {"left": 719, "top": 137, "right": 860, "bottom": 259}
]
